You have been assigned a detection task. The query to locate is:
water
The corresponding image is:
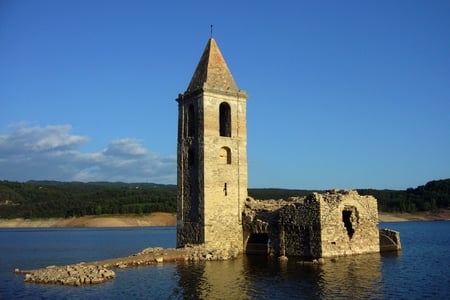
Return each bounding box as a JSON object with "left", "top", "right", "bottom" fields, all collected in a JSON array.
[{"left": 1, "top": 222, "right": 449, "bottom": 299}]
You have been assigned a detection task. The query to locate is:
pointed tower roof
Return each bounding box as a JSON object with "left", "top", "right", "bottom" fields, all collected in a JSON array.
[{"left": 186, "top": 38, "right": 239, "bottom": 94}]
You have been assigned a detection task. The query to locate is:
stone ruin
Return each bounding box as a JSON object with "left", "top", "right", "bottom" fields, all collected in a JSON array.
[
  {"left": 174, "top": 38, "right": 401, "bottom": 259},
  {"left": 243, "top": 190, "right": 401, "bottom": 258}
]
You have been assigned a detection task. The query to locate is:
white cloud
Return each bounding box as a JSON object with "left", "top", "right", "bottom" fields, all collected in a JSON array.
[
  {"left": 0, "top": 124, "right": 88, "bottom": 155},
  {"left": 0, "top": 124, "right": 176, "bottom": 183},
  {"left": 102, "top": 138, "right": 149, "bottom": 157}
]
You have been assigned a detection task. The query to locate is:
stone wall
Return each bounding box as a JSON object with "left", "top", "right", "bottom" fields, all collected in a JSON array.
[
  {"left": 176, "top": 92, "right": 204, "bottom": 247},
  {"left": 279, "top": 199, "right": 322, "bottom": 257},
  {"left": 379, "top": 228, "right": 402, "bottom": 252},
  {"left": 202, "top": 90, "right": 248, "bottom": 251},
  {"left": 243, "top": 190, "right": 381, "bottom": 258},
  {"left": 176, "top": 89, "right": 248, "bottom": 252},
  {"left": 242, "top": 198, "right": 286, "bottom": 255},
  {"left": 317, "top": 190, "right": 379, "bottom": 257}
]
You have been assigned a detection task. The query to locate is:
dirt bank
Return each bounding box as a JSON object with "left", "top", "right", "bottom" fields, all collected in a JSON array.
[
  {"left": 378, "top": 209, "right": 450, "bottom": 222},
  {"left": 1, "top": 210, "right": 448, "bottom": 228},
  {"left": 0, "top": 212, "right": 176, "bottom": 228}
]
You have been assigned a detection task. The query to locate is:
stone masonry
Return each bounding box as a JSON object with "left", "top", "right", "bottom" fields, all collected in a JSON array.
[
  {"left": 176, "top": 38, "right": 248, "bottom": 252},
  {"left": 243, "top": 190, "right": 382, "bottom": 258},
  {"left": 176, "top": 38, "right": 400, "bottom": 258},
  {"left": 15, "top": 37, "right": 402, "bottom": 287}
]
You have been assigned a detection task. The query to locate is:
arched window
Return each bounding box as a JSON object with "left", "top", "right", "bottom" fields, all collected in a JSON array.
[
  {"left": 187, "top": 104, "right": 195, "bottom": 137},
  {"left": 219, "top": 147, "right": 231, "bottom": 164},
  {"left": 219, "top": 102, "right": 231, "bottom": 137}
]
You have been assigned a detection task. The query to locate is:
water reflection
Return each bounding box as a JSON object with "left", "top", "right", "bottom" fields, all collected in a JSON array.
[
  {"left": 175, "top": 259, "right": 250, "bottom": 299},
  {"left": 315, "top": 254, "right": 384, "bottom": 299},
  {"left": 174, "top": 253, "right": 388, "bottom": 299}
]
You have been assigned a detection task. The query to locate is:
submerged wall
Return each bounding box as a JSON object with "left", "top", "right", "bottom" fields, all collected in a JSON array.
[
  {"left": 243, "top": 190, "right": 381, "bottom": 258},
  {"left": 379, "top": 228, "right": 402, "bottom": 252}
]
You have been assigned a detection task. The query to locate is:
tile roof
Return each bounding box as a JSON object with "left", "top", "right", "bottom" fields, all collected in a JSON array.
[{"left": 186, "top": 38, "right": 239, "bottom": 94}]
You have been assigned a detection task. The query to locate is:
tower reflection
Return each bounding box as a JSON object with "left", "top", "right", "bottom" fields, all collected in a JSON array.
[
  {"left": 175, "top": 258, "right": 249, "bottom": 299},
  {"left": 174, "top": 253, "right": 392, "bottom": 299}
]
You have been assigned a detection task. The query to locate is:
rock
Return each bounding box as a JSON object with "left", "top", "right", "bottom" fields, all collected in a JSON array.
[
  {"left": 18, "top": 244, "right": 245, "bottom": 286},
  {"left": 21, "top": 264, "right": 116, "bottom": 286}
]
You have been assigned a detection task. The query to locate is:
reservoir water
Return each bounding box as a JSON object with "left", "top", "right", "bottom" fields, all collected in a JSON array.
[{"left": 1, "top": 221, "right": 449, "bottom": 299}]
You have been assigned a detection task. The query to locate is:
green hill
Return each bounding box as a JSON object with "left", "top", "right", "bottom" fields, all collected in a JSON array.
[
  {"left": 358, "top": 179, "right": 450, "bottom": 213},
  {"left": 0, "top": 181, "right": 177, "bottom": 219},
  {"left": 0, "top": 179, "right": 448, "bottom": 219}
]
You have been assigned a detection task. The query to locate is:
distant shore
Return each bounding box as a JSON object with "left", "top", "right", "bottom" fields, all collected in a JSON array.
[
  {"left": 0, "top": 212, "right": 177, "bottom": 228},
  {"left": 0, "top": 210, "right": 448, "bottom": 228},
  {"left": 378, "top": 209, "right": 449, "bottom": 222}
]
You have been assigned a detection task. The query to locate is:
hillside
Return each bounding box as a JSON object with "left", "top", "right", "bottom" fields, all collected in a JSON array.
[
  {"left": 358, "top": 178, "right": 450, "bottom": 213},
  {"left": 0, "top": 181, "right": 176, "bottom": 219},
  {"left": 0, "top": 179, "right": 448, "bottom": 219}
]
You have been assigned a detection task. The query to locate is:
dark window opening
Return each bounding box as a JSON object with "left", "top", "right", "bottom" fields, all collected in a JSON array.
[
  {"left": 189, "top": 186, "right": 199, "bottom": 222},
  {"left": 219, "top": 102, "right": 231, "bottom": 137},
  {"left": 188, "top": 148, "right": 195, "bottom": 166},
  {"left": 342, "top": 210, "right": 355, "bottom": 239},
  {"left": 246, "top": 233, "right": 269, "bottom": 255},
  {"left": 187, "top": 157, "right": 199, "bottom": 223},
  {"left": 187, "top": 104, "right": 195, "bottom": 137},
  {"left": 223, "top": 182, "right": 227, "bottom": 196},
  {"left": 303, "top": 226, "right": 312, "bottom": 257}
]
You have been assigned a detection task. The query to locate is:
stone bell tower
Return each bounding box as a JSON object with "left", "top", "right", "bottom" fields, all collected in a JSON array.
[{"left": 176, "top": 38, "right": 248, "bottom": 251}]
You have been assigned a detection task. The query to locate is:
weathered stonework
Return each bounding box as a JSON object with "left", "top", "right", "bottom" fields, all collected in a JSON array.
[
  {"left": 16, "top": 246, "right": 242, "bottom": 285},
  {"left": 15, "top": 37, "right": 403, "bottom": 287},
  {"left": 318, "top": 190, "right": 380, "bottom": 257},
  {"left": 177, "top": 38, "right": 401, "bottom": 259},
  {"left": 242, "top": 190, "right": 382, "bottom": 258},
  {"left": 379, "top": 228, "right": 402, "bottom": 252},
  {"left": 176, "top": 38, "right": 247, "bottom": 252}
]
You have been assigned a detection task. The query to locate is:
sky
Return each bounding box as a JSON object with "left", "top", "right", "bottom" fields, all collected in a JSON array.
[{"left": 0, "top": 0, "right": 449, "bottom": 190}]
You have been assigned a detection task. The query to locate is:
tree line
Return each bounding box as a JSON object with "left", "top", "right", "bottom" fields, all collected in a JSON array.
[
  {"left": 0, "top": 181, "right": 177, "bottom": 219},
  {"left": 0, "top": 179, "right": 448, "bottom": 219},
  {"left": 358, "top": 178, "right": 449, "bottom": 213}
]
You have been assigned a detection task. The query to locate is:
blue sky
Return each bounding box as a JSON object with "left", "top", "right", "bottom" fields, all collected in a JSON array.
[{"left": 0, "top": 0, "right": 449, "bottom": 190}]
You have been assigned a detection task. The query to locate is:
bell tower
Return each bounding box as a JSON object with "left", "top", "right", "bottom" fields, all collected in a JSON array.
[{"left": 176, "top": 38, "right": 248, "bottom": 251}]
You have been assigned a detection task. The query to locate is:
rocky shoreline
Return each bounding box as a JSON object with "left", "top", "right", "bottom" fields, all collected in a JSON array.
[{"left": 15, "top": 245, "right": 240, "bottom": 286}]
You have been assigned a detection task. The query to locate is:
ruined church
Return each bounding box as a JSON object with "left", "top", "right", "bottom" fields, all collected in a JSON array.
[{"left": 175, "top": 38, "right": 400, "bottom": 259}]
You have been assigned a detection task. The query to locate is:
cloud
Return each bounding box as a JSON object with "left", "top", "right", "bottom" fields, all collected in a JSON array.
[
  {"left": 102, "top": 139, "right": 149, "bottom": 158},
  {"left": 0, "top": 124, "right": 88, "bottom": 155},
  {"left": 0, "top": 124, "right": 176, "bottom": 183}
]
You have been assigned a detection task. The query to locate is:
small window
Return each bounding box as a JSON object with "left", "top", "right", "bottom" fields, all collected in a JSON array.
[
  {"left": 188, "top": 148, "right": 195, "bottom": 166},
  {"left": 219, "top": 102, "right": 231, "bottom": 137},
  {"left": 219, "top": 147, "right": 231, "bottom": 164},
  {"left": 187, "top": 104, "right": 195, "bottom": 137}
]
